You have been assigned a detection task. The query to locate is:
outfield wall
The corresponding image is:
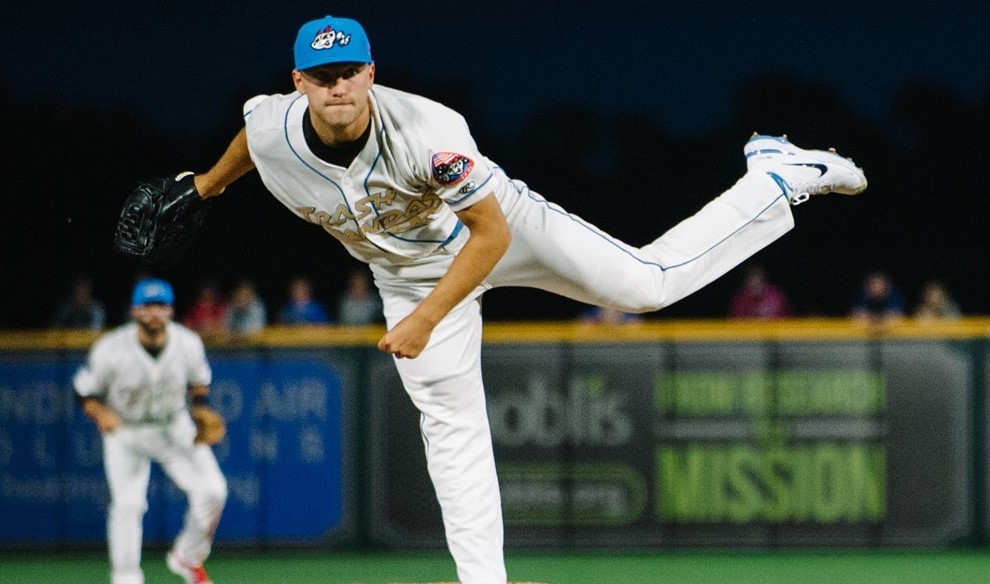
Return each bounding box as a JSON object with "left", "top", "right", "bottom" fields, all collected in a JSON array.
[{"left": 1, "top": 319, "right": 988, "bottom": 549}]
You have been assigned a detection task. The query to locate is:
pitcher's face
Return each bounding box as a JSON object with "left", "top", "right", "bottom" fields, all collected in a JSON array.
[{"left": 293, "top": 63, "right": 375, "bottom": 137}]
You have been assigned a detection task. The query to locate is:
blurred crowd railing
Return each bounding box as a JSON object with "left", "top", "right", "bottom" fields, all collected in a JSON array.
[{"left": 4, "top": 317, "right": 990, "bottom": 349}]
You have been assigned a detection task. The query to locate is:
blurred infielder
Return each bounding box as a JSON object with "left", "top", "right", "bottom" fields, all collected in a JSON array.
[
  {"left": 165, "top": 15, "right": 866, "bottom": 584},
  {"left": 74, "top": 279, "right": 227, "bottom": 584}
]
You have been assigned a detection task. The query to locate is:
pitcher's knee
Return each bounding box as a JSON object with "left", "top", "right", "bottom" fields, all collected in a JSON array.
[
  {"left": 610, "top": 294, "right": 665, "bottom": 314},
  {"left": 602, "top": 279, "right": 668, "bottom": 313},
  {"left": 620, "top": 301, "right": 663, "bottom": 313}
]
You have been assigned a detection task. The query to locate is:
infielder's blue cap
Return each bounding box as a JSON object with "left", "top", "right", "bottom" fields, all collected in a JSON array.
[
  {"left": 294, "top": 15, "right": 373, "bottom": 70},
  {"left": 132, "top": 278, "right": 174, "bottom": 306}
]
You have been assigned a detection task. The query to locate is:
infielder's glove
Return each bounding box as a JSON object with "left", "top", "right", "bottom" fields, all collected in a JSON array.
[
  {"left": 113, "top": 172, "right": 211, "bottom": 266},
  {"left": 191, "top": 405, "right": 226, "bottom": 445}
]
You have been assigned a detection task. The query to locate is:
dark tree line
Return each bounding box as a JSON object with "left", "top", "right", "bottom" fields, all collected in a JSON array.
[{"left": 2, "top": 69, "right": 987, "bottom": 329}]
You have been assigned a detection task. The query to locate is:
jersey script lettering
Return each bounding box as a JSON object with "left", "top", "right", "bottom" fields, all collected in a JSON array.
[{"left": 298, "top": 192, "right": 444, "bottom": 242}]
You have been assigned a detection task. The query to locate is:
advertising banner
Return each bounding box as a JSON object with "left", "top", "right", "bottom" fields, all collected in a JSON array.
[
  {"left": 1, "top": 332, "right": 981, "bottom": 549},
  {"left": 370, "top": 340, "right": 974, "bottom": 548},
  {"left": 0, "top": 349, "right": 354, "bottom": 545}
]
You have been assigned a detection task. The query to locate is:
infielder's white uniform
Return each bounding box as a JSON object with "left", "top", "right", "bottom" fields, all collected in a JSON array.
[
  {"left": 74, "top": 322, "right": 227, "bottom": 584},
  {"left": 244, "top": 85, "right": 794, "bottom": 583}
]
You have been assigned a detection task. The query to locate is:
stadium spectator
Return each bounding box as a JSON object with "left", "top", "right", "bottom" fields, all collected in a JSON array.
[
  {"left": 225, "top": 279, "right": 267, "bottom": 336},
  {"left": 915, "top": 280, "right": 961, "bottom": 321},
  {"left": 279, "top": 276, "right": 331, "bottom": 324},
  {"left": 728, "top": 264, "right": 793, "bottom": 319},
  {"left": 852, "top": 270, "right": 905, "bottom": 326},
  {"left": 182, "top": 279, "right": 228, "bottom": 338},
  {"left": 51, "top": 276, "right": 107, "bottom": 330},
  {"left": 337, "top": 269, "right": 383, "bottom": 325}
]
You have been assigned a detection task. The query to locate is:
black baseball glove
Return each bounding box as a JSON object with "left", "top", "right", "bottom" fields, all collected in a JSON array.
[{"left": 113, "top": 172, "right": 212, "bottom": 266}]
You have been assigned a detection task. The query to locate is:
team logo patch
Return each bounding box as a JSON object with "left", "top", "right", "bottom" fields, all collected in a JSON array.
[
  {"left": 431, "top": 152, "right": 474, "bottom": 186},
  {"left": 311, "top": 25, "right": 352, "bottom": 51}
]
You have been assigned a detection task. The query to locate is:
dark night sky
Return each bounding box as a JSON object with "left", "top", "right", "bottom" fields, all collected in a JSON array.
[
  {"left": 2, "top": 1, "right": 989, "bottom": 326},
  {"left": 3, "top": 1, "right": 987, "bottom": 136}
]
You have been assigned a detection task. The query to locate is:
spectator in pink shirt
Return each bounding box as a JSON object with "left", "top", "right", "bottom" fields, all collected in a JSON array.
[{"left": 729, "top": 264, "right": 793, "bottom": 319}]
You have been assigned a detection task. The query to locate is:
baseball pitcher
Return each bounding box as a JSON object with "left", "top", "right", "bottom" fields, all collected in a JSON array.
[{"left": 114, "top": 15, "right": 867, "bottom": 584}]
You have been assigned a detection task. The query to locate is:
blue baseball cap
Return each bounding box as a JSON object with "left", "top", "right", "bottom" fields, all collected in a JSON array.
[
  {"left": 132, "top": 278, "right": 174, "bottom": 306},
  {"left": 294, "top": 15, "right": 373, "bottom": 70}
]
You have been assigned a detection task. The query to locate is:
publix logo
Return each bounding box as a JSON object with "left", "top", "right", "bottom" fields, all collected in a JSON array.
[{"left": 487, "top": 374, "right": 633, "bottom": 448}]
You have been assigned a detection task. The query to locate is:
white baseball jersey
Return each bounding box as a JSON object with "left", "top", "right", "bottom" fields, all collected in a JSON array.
[
  {"left": 74, "top": 322, "right": 211, "bottom": 423},
  {"left": 242, "top": 83, "right": 796, "bottom": 584},
  {"left": 243, "top": 85, "right": 521, "bottom": 266}
]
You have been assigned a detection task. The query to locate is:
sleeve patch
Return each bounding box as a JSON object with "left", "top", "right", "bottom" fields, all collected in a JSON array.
[{"left": 431, "top": 152, "right": 474, "bottom": 186}]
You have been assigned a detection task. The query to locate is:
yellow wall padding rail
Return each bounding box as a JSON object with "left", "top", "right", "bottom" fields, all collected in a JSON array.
[{"left": 2, "top": 317, "right": 990, "bottom": 351}]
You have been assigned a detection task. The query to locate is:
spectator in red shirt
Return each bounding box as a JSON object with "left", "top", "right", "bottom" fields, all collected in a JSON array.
[
  {"left": 182, "top": 279, "right": 228, "bottom": 338},
  {"left": 729, "top": 264, "right": 793, "bottom": 319}
]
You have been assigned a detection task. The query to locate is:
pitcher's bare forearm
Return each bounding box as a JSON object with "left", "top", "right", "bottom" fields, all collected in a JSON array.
[
  {"left": 416, "top": 195, "right": 510, "bottom": 326},
  {"left": 378, "top": 194, "right": 510, "bottom": 358},
  {"left": 194, "top": 128, "right": 256, "bottom": 198}
]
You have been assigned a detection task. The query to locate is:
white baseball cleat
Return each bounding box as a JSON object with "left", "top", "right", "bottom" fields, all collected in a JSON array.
[
  {"left": 167, "top": 550, "right": 214, "bottom": 584},
  {"left": 744, "top": 134, "right": 868, "bottom": 205}
]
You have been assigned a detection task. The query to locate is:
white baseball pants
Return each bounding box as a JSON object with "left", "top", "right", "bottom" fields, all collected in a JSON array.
[
  {"left": 102, "top": 414, "right": 227, "bottom": 584},
  {"left": 372, "top": 170, "right": 794, "bottom": 584}
]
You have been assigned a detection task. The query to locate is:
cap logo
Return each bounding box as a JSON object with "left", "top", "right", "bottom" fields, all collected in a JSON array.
[
  {"left": 431, "top": 152, "right": 474, "bottom": 186},
  {"left": 132, "top": 278, "right": 174, "bottom": 305},
  {"left": 311, "top": 25, "right": 352, "bottom": 51},
  {"left": 144, "top": 283, "right": 166, "bottom": 297}
]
